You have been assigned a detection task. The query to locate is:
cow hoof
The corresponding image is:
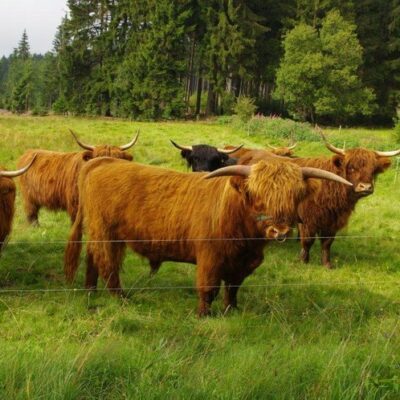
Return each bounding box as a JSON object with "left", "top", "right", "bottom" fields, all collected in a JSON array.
[
  {"left": 300, "top": 250, "right": 309, "bottom": 264},
  {"left": 223, "top": 304, "right": 238, "bottom": 316}
]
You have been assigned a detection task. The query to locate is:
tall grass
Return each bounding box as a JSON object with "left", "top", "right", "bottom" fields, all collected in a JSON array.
[{"left": 0, "top": 114, "right": 399, "bottom": 399}]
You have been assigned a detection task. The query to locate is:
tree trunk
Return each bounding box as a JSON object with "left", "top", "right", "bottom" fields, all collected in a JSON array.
[
  {"left": 195, "top": 73, "right": 203, "bottom": 116},
  {"left": 206, "top": 83, "right": 216, "bottom": 116}
]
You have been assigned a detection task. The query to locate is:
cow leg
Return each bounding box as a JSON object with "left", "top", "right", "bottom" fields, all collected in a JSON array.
[
  {"left": 24, "top": 200, "right": 40, "bottom": 226},
  {"left": 223, "top": 263, "right": 256, "bottom": 312},
  {"left": 94, "top": 240, "right": 126, "bottom": 297},
  {"left": 320, "top": 231, "right": 336, "bottom": 269},
  {"left": 224, "top": 281, "right": 242, "bottom": 311},
  {"left": 149, "top": 259, "right": 161, "bottom": 276},
  {"left": 299, "top": 224, "right": 316, "bottom": 264},
  {"left": 85, "top": 248, "right": 99, "bottom": 291},
  {"left": 196, "top": 260, "right": 222, "bottom": 317}
]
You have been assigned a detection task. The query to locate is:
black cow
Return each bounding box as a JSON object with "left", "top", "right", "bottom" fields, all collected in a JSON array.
[{"left": 170, "top": 141, "right": 242, "bottom": 172}]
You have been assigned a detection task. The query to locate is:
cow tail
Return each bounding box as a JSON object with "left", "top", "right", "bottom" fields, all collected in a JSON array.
[{"left": 64, "top": 204, "right": 84, "bottom": 283}]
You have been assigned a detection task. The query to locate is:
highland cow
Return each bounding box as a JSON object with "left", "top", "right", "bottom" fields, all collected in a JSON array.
[
  {"left": 170, "top": 140, "right": 242, "bottom": 171},
  {"left": 64, "top": 157, "right": 351, "bottom": 316},
  {"left": 0, "top": 157, "right": 36, "bottom": 253},
  {"left": 239, "top": 130, "right": 400, "bottom": 268},
  {"left": 17, "top": 130, "right": 139, "bottom": 225}
]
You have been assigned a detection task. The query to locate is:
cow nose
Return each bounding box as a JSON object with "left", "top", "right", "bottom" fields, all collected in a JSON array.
[
  {"left": 276, "top": 233, "right": 287, "bottom": 243},
  {"left": 355, "top": 182, "right": 374, "bottom": 194}
]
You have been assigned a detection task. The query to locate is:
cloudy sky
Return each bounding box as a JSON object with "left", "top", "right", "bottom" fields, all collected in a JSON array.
[{"left": 0, "top": 0, "right": 67, "bottom": 57}]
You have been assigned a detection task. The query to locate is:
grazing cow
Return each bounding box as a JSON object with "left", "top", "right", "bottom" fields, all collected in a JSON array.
[
  {"left": 17, "top": 130, "right": 139, "bottom": 225},
  {"left": 0, "top": 157, "right": 36, "bottom": 253},
  {"left": 224, "top": 143, "right": 298, "bottom": 159},
  {"left": 170, "top": 140, "right": 243, "bottom": 171},
  {"left": 239, "top": 130, "right": 400, "bottom": 268},
  {"left": 64, "top": 157, "right": 351, "bottom": 316}
]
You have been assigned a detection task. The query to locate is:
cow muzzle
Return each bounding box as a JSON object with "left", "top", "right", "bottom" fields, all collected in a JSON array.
[
  {"left": 354, "top": 182, "right": 374, "bottom": 196},
  {"left": 266, "top": 226, "right": 291, "bottom": 243}
]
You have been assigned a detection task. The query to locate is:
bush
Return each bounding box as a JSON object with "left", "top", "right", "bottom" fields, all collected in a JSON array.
[
  {"left": 52, "top": 97, "right": 68, "bottom": 115},
  {"left": 394, "top": 119, "right": 400, "bottom": 144},
  {"left": 220, "top": 92, "right": 236, "bottom": 115},
  {"left": 233, "top": 96, "right": 257, "bottom": 122},
  {"left": 31, "top": 106, "right": 48, "bottom": 116},
  {"left": 232, "top": 114, "right": 320, "bottom": 142}
]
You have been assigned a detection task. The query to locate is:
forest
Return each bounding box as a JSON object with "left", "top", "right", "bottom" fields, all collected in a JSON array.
[{"left": 0, "top": 0, "right": 399, "bottom": 124}]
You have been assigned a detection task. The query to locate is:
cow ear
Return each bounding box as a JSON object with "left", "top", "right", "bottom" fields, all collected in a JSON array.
[
  {"left": 181, "top": 149, "right": 193, "bottom": 166},
  {"left": 332, "top": 155, "right": 344, "bottom": 169},
  {"left": 229, "top": 176, "right": 246, "bottom": 194},
  {"left": 376, "top": 157, "right": 391, "bottom": 173},
  {"left": 220, "top": 153, "right": 229, "bottom": 161},
  {"left": 82, "top": 151, "right": 93, "bottom": 161},
  {"left": 122, "top": 153, "right": 133, "bottom": 161}
]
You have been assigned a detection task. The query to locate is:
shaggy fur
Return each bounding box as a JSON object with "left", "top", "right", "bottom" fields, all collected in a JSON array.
[
  {"left": 0, "top": 168, "right": 17, "bottom": 253},
  {"left": 64, "top": 158, "right": 320, "bottom": 316},
  {"left": 240, "top": 148, "right": 392, "bottom": 267},
  {"left": 17, "top": 146, "right": 133, "bottom": 225},
  {"left": 224, "top": 146, "right": 296, "bottom": 158}
]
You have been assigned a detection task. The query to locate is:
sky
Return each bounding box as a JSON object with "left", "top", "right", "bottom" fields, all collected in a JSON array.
[{"left": 0, "top": 0, "right": 67, "bottom": 57}]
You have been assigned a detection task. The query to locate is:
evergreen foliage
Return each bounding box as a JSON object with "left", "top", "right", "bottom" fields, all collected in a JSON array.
[
  {"left": 0, "top": 1, "right": 398, "bottom": 124},
  {"left": 275, "top": 10, "right": 375, "bottom": 123}
]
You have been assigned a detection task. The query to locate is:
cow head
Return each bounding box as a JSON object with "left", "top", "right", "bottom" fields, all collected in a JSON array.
[
  {"left": 205, "top": 160, "right": 352, "bottom": 242},
  {"left": 266, "top": 143, "right": 297, "bottom": 157},
  {"left": 170, "top": 140, "right": 242, "bottom": 172},
  {"left": 70, "top": 129, "right": 139, "bottom": 161},
  {"left": 318, "top": 129, "right": 399, "bottom": 198},
  {"left": 0, "top": 156, "right": 36, "bottom": 252}
]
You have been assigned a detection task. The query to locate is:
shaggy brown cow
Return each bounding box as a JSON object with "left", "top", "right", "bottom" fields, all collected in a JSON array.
[
  {"left": 64, "top": 157, "right": 351, "bottom": 316},
  {"left": 239, "top": 131, "right": 400, "bottom": 268},
  {"left": 224, "top": 143, "right": 298, "bottom": 158},
  {"left": 17, "top": 130, "right": 139, "bottom": 225},
  {"left": 0, "top": 157, "right": 36, "bottom": 253}
]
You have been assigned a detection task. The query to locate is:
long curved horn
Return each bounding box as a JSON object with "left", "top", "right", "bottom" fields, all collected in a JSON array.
[
  {"left": 217, "top": 144, "right": 244, "bottom": 154},
  {"left": 301, "top": 167, "right": 352, "bottom": 186},
  {"left": 204, "top": 165, "right": 252, "bottom": 179},
  {"left": 374, "top": 149, "right": 400, "bottom": 157},
  {"left": 0, "top": 155, "right": 37, "bottom": 178},
  {"left": 69, "top": 129, "right": 94, "bottom": 151},
  {"left": 267, "top": 144, "right": 277, "bottom": 150},
  {"left": 287, "top": 143, "right": 297, "bottom": 150},
  {"left": 120, "top": 130, "right": 140, "bottom": 150},
  {"left": 316, "top": 125, "right": 345, "bottom": 155},
  {"left": 170, "top": 140, "right": 192, "bottom": 152}
]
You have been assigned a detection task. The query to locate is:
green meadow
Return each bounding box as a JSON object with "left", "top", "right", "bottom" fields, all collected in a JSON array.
[{"left": 0, "top": 114, "right": 399, "bottom": 399}]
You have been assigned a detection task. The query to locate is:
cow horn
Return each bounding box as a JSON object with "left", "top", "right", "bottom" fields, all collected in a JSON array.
[
  {"left": 374, "top": 149, "right": 400, "bottom": 157},
  {"left": 204, "top": 165, "right": 252, "bottom": 179},
  {"left": 267, "top": 144, "right": 277, "bottom": 150},
  {"left": 287, "top": 143, "right": 297, "bottom": 150},
  {"left": 217, "top": 144, "right": 244, "bottom": 154},
  {"left": 301, "top": 167, "right": 352, "bottom": 186},
  {"left": 170, "top": 140, "right": 192, "bottom": 152},
  {"left": 69, "top": 129, "right": 94, "bottom": 151},
  {"left": 316, "top": 125, "right": 345, "bottom": 155},
  {"left": 0, "top": 155, "right": 36, "bottom": 178},
  {"left": 120, "top": 130, "right": 140, "bottom": 150}
]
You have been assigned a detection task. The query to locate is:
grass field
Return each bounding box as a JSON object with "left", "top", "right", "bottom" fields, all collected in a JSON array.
[{"left": 0, "top": 114, "right": 400, "bottom": 399}]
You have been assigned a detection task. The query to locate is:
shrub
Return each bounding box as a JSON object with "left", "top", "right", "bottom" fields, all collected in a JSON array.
[
  {"left": 220, "top": 92, "right": 236, "bottom": 115},
  {"left": 233, "top": 96, "right": 257, "bottom": 122},
  {"left": 232, "top": 114, "right": 320, "bottom": 142},
  {"left": 394, "top": 119, "right": 400, "bottom": 144},
  {"left": 52, "top": 97, "right": 68, "bottom": 115}
]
